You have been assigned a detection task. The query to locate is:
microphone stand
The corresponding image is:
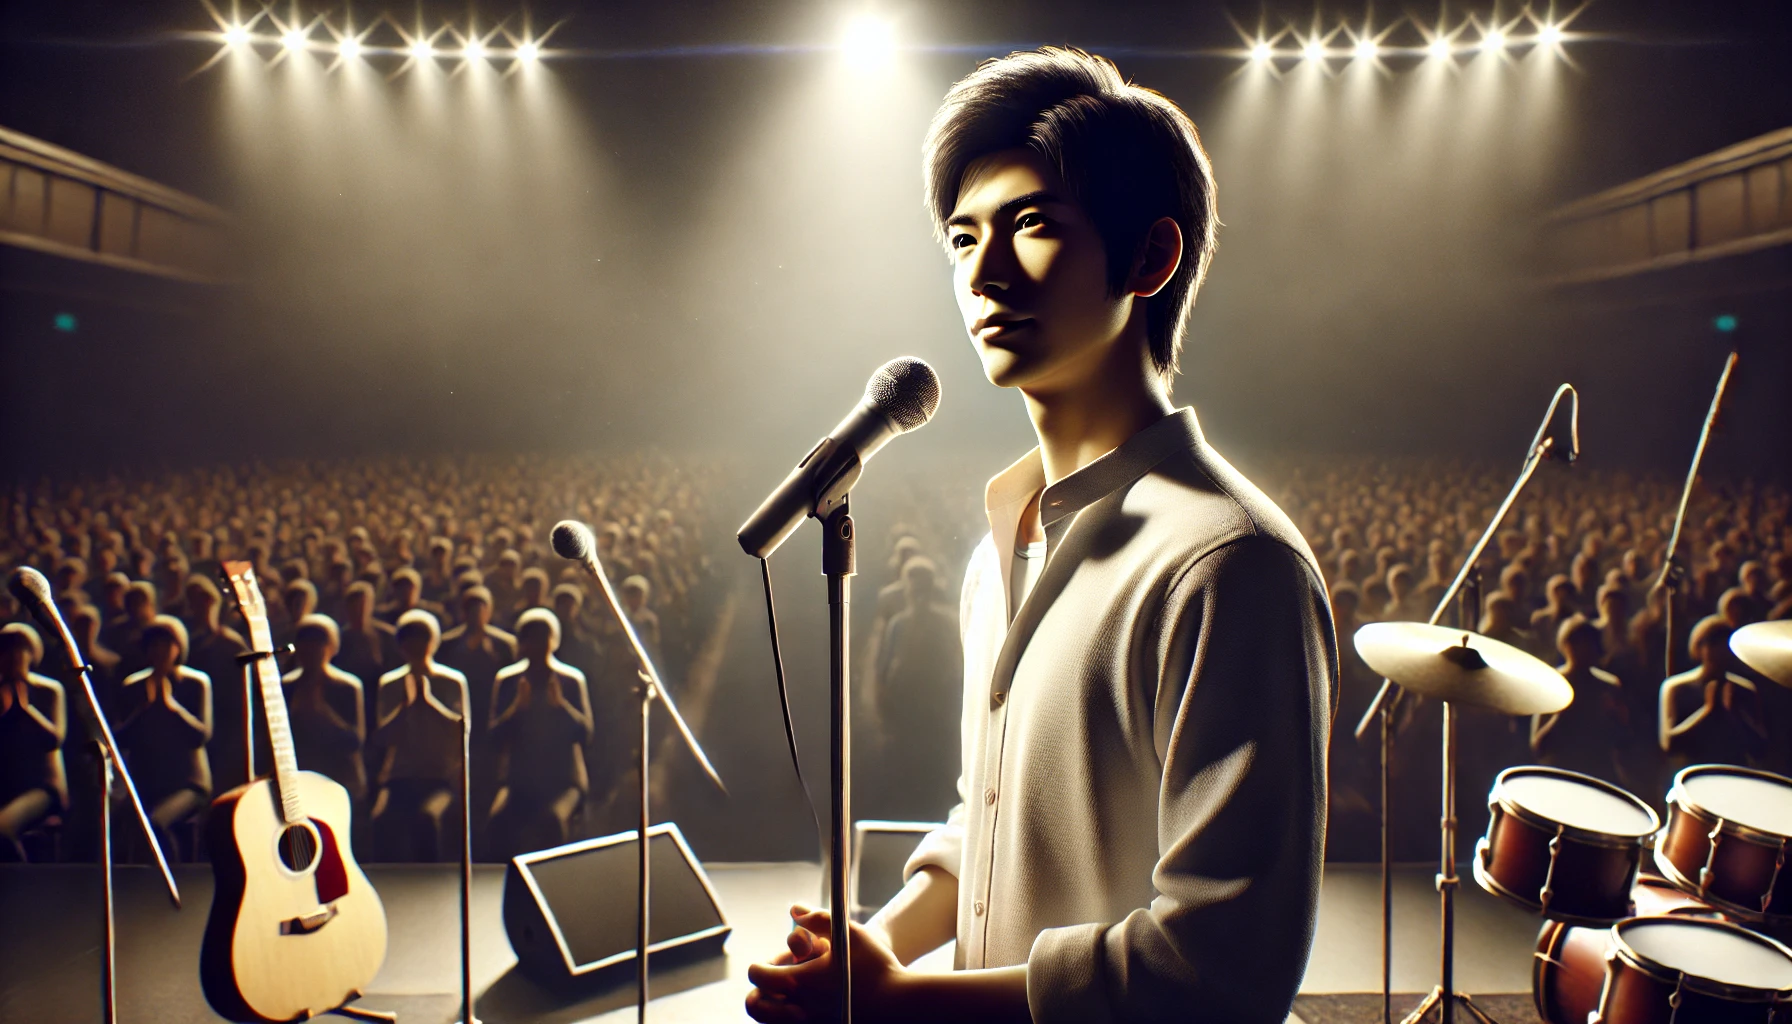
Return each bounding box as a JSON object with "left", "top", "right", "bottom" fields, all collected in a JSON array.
[
  {"left": 1352, "top": 384, "right": 1578, "bottom": 1024},
  {"left": 562, "top": 534, "right": 725, "bottom": 1024},
  {"left": 452, "top": 673, "right": 479, "bottom": 1024},
  {"left": 1650, "top": 348, "right": 1739, "bottom": 684},
  {"left": 821, "top": 498, "right": 854, "bottom": 1024},
  {"left": 24, "top": 586, "right": 182, "bottom": 1024}
]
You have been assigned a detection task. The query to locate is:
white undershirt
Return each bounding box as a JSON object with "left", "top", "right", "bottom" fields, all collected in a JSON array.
[{"left": 1009, "top": 541, "right": 1048, "bottom": 622}]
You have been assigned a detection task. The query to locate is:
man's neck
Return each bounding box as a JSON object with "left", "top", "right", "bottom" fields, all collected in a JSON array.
[{"left": 1019, "top": 335, "right": 1174, "bottom": 487}]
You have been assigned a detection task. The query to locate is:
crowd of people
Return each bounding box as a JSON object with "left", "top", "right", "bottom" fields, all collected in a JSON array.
[
  {"left": 1274, "top": 457, "right": 1792, "bottom": 860},
  {"left": 1, "top": 447, "right": 1786, "bottom": 867},
  {"left": 0, "top": 453, "right": 722, "bottom": 864}
]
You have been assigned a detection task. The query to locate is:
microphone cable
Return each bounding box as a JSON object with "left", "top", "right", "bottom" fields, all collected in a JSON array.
[{"left": 758, "top": 557, "right": 824, "bottom": 858}]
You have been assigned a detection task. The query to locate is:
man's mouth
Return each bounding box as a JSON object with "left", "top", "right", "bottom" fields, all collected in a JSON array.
[{"left": 976, "top": 317, "right": 1035, "bottom": 341}]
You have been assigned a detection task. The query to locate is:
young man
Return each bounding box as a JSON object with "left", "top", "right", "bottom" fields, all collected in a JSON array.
[{"left": 747, "top": 47, "right": 1336, "bottom": 1024}]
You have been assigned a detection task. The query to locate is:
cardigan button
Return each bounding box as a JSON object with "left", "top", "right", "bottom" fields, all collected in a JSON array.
[
  {"left": 984, "top": 788, "right": 997, "bottom": 806},
  {"left": 973, "top": 901, "right": 985, "bottom": 916}
]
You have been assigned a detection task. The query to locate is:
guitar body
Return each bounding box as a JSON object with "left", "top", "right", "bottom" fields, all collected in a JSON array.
[{"left": 201, "top": 770, "right": 388, "bottom": 1022}]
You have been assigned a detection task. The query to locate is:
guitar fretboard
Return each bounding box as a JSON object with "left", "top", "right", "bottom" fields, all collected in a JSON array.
[{"left": 222, "top": 562, "right": 305, "bottom": 826}]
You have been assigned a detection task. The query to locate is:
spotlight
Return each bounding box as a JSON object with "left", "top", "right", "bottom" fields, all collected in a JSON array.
[
  {"left": 338, "top": 36, "right": 363, "bottom": 59},
  {"left": 1538, "top": 22, "right": 1564, "bottom": 47},
  {"left": 223, "top": 24, "right": 250, "bottom": 47},
  {"left": 1483, "top": 29, "right": 1507, "bottom": 52},
  {"left": 517, "top": 41, "right": 541, "bottom": 64},
  {"left": 281, "top": 28, "right": 307, "bottom": 52},
  {"left": 1250, "top": 40, "right": 1272, "bottom": 62},
  {"left": 1427, "top": 36, "right": 1452, "bottom": 60},
  {"left": 841, "top": 13, "right": 896, "bottom": 66},
  {"left": 1302, "top": 38, "right": 1325, "bottom": 62},
  {"left": 1354, "top": 37, "right": 1377, "bottom": 60},
  {"left": 463, "top": 38, "right": 487, "bottom": 61},
  {"left": 409, "top": 39, "right": 435, "bottom": 60}
]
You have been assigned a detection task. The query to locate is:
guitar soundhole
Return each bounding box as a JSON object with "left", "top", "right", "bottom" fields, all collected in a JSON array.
[{"left": 278, "top": 822, "right": 320, "bottom": 873}]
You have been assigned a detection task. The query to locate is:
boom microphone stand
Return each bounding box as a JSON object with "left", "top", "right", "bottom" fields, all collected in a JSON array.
[
  {"left": 552, "top": 522, "right": 725, "bottom": 1024},
  {"left": 1651, "top": 346, "right": 1739, "bottom": 683},
  {"left": 8, "top": 568, "right": 181, "bottom": 1024},
  {"left": 1352, "top": 384, "right": 1579, "bottom": 1024}
]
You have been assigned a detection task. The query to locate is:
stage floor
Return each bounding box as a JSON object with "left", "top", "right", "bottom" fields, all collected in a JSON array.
[{"left": 0, "top": 861, "right": 1540, "bottom": 1023}]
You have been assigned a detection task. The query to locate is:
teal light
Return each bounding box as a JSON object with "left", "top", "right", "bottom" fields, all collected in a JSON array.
[
  {"left": 1714, "top": 314, "right": 1738, "bottom": 333},
  {"left": 52, "top": 312, "right": 78, "bottom": 333}
]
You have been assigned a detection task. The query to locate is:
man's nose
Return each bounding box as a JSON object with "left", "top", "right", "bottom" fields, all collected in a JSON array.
[{"left": 965, "top": 238, "right": 1011, "bottom": 298}]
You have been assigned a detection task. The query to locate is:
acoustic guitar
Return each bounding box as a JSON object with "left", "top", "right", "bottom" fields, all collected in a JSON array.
[{"left": 202, "top": 560, "right": 389, "bottom": 1022}]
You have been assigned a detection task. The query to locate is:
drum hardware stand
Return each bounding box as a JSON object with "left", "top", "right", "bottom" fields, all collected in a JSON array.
[
  {"left": 1355, "top": 384, "right": 1578, "bottom": 1024},
  {"left": 556, "top": 521, "right": 726, "bottom": 1024},
  {"left": 1650, "top": 347, "right": 1738, "bottom": 682},
  {"left": 1400, "top": 667, "right": 1502, "bottom": 1024}
]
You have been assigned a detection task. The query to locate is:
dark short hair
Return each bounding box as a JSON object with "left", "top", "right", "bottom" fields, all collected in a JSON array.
[{"left": 923, "top": 46, "right": 1218, "bottom": 380}]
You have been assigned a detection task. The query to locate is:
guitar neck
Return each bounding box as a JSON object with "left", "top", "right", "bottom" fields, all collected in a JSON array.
[{"left": 223, "top": 563, "right": 306, "bottom": 826}]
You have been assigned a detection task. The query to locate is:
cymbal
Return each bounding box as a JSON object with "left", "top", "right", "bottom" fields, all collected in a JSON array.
[
  {"left": 1353, "top": 621, "right": 1573, "bottom": 716},
  {"left": 1732, "top": 620, "right": 1792, "bottom": 688}
]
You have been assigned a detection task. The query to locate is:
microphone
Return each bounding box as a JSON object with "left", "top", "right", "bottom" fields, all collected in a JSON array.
[
  {"left": 9, "top": 567, "right": 78, "bottom": 659},
  {"left": 551, "top": 520, "right": 598, "bottom": 565},
  {"left": 737, "top": 356, "right": 942, "bottom": 559},
  {"left": 1541, "top": 385, "right": 1580, "bottom": 464}
]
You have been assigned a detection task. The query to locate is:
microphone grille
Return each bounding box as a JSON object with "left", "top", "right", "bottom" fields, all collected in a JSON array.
[
  {"left": 7, "top": 566, "right": 51, "bottom": 606},
  {"left": 551, "top": 520, "right": 595, "bottom": 561},
  {"left": 863, "top": 357, "right": 941, "bottom": 433}
]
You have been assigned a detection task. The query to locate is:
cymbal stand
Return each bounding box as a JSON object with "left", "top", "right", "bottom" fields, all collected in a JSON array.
[
  {"left": 564, "top": 529, "right": 726, "bottom": 1024},
  {"left": 1400, "top": 582, "right": 1496, "bottom": 1024},
  {"left": 1355, "top": 384, "right": 1578, "bottom": 1023},
  {"left": 1650, "top": 348, "right": 1738, "bottom": 682}
]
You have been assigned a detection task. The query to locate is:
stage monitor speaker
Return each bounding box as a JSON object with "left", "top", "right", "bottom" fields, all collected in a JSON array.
[
  {"left": 502, "top": 822, "right": 730, "bottom": 988},
  {"left": 851, "top": 820, "right": 943, "bottom": 922}
]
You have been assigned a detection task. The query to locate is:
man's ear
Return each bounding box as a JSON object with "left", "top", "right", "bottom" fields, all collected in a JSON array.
[{"left": 1128, "top": 216, "right": 1184, "bottom": 299}]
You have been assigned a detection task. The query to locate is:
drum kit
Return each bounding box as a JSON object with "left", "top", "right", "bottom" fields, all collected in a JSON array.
[{"left": 1353, "top": 617, "right": 1792, "bottom": 1024}]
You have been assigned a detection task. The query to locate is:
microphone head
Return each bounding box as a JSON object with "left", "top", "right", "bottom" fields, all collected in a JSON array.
[
  {"left": 7, "top": 566, "right": 51, "bottom": 607},
  {"left": 551, "top": 520, "right": 596, "bottom": 562},
  {"left": 863, "top": 357, "right": 941, "bottom": 433}
]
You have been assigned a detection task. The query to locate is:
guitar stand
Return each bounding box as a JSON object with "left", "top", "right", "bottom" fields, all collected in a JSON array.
[{"left": 322, "top": 993, "right": 397, "bottom": 1022}]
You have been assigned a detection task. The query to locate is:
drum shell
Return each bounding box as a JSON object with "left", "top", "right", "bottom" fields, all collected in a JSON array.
[
  {"left": 1659, "top": 793, "right": 1792, "bottom": 924},
  {"left": 1482, "top": 801, "right": 1645, "bottom": 923},
  {"left": 1600, "top": 921, "right": 1792, "bottom": 1024},
  {"left": 1631, "top": 874, "right": 1727, "bottom": 921},
  {"left": 1533, "top": 920, "right": 1608, "bottom": 1024}
]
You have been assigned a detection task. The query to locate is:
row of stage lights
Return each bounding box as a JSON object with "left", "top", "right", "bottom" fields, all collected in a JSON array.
[
  {"left": 1239, "top": 8, "right": 1578, "bottom": 67},
  {"left": 198, "top": 3, "right": 1577, "bottom": 73},
  {"left": 199, "top": 3, "right": 557, "bottom": 70}
]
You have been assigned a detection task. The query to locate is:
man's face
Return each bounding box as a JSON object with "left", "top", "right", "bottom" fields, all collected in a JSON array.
[{"left": 947, "top": 148, "right": 1130, "bottom": 394}]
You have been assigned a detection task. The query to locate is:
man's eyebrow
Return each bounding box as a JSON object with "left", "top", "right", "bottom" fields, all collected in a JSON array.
[{"left": 945, "top": 190, "right": 1065, "bottom": 229}]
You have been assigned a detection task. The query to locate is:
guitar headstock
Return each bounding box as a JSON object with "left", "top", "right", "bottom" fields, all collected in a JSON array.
[{"left": 219, "top": 559, "right": 273, "bottom": 648}]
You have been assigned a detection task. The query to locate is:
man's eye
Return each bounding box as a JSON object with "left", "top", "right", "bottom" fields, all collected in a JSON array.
[
  {"left": 951, "top": 233, "right": 975, "bottom": 249},
  {"left": 1016, "top": 212, "right": 1044, "bottom": 230}
]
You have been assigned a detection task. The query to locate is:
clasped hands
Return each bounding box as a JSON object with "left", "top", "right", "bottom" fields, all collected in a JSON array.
[{"left": 745, "top": 904, "right": 909, "bottom": 1023}]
